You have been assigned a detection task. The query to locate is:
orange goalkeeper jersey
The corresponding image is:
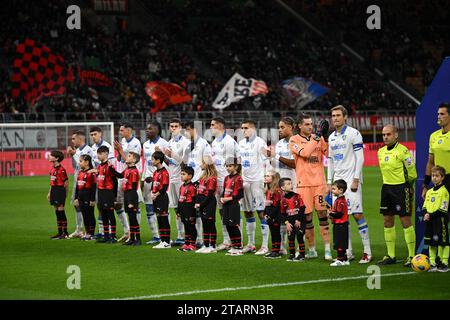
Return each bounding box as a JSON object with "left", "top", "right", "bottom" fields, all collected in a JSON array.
[{"left": 289, "top": 134, "right": 328, "bottom": 187}]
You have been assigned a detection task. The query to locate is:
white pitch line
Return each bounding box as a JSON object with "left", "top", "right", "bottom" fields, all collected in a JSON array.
[{"left": 111, "top": 271, "right": 415, "bottom": 300}]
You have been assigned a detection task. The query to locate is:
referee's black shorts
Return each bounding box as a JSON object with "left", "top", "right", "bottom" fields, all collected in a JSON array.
[{"left": 379, "top": 183, "right": 413, "bottom": 217}]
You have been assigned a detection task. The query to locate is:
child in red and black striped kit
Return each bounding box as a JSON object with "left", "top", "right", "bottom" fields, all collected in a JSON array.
[
  {"left": 177, "top": 166, "right": 197, "bottom": 252},
  {"left": 329, "top": 179, "right": 350, "bottom": 266},
  {"left": 74, "top": 154, "right": 97, "bottom": 241},
  {"left": 220, "top": 158, "right": 244, "bottom": 256},
  {"left": 151, "top": 151, "right": 171, "bottom": 249},
  {"left": 47, "top": 150, "right": 69, "bottom": 239},
  {"left": 95, "top": 145, "right": 118, "bottom": 243},
  {"left": 279, "top": 177, "right": 307, "bottom": 262},
  {"left": 195, "top": 160, "right": 218, "bottom": 254},
  {"left": 263, "top": 170, "right": 283, "bottom": 259},
  {"left": 115, "top": 152, "right": 141, "bottom": 246}
]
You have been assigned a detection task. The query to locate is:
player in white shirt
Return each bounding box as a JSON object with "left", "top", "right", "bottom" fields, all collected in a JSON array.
[
  {"left": 262, "top": 117, "right": 297, "bottom": 255},
  {"left": 327, "top": 105, "right": 372, "bottom": 263},
  {"left": 239, "top": 120, "right": 270, "bottom": 255},
  {"left": 113, "top": 123, "right": 143, "bottom": 242},
  {"left": 141, "top": 121, "right": 170, "bottom": 245},
  {"left": 89, "top": 126, "right": 116, "bottom": 238},
  {"left": 210, "top": 117, "right": 240, "bottom": 251},
  {"left": 162, "top": 119, "right": 191, "bottom": 246},
  {"left": 67, "top": 131, "right": 95, "bottom": 238},
  {"left": 183, "top": 121, "right": 212, "bottom": 247}
]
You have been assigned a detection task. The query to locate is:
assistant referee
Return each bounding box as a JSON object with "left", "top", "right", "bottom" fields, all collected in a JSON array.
[{"left": 377, "top": 125, "right": 417, "bottom": 266}]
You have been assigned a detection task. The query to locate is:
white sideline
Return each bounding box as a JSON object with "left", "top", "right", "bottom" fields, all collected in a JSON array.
[{"left": 111, "top": 271, "right": 415, "bottom": 300}]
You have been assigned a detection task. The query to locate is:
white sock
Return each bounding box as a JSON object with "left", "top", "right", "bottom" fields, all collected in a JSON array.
[
  {"left": 325, "top": 243, "right": 331, "bottom": 252},
  {"left": 246, "top": 219, "right": 256, "bottom": 246},
  {"left": 222, "top": 222, "right": 230, "bottom": 245},
  {"left": 98, "top": 216, "right": 104, "bottom": 234},
  {"left": 347, "top": 222, "right": 353, "bottom": 256},
  {"left": 309, "top": 246, "right": 316, "bottom": 252},
  {"left": 75, "top": 209, "right": 83, "bottom": 232},
  {"left": 280, "top": 224, "right": 287, "bottom": 251},
  {"left": 116, "top": 210, "right": 129, "bottom": 233},
  {"left": 147, "top": 213, "right": 159, "bottom": 238},
  {"left": 359, "top": 227, "right": 372, "bottom": 255},
  {"left": 261, "top": 223, "right": 269, "bottom": 248},
  {"left": 195, "top": 217, "right": 203, "bottom": 243},
  {"left": 176, "top": 216, "right": 185, "bottom": 239}
]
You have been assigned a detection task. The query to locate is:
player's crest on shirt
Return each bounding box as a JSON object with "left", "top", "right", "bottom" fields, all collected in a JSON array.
[
  {"left": 438, "top": 139, "right": 443, "bottom": 144},
  {"left": 385, "top": 156, "right": 389, "bottom": 162},
  {"left": 342, "top": 135, "right": 347, "bottom": 140},
  {"left": 431, "top": 197, "right": 435, "bottom": 202}
]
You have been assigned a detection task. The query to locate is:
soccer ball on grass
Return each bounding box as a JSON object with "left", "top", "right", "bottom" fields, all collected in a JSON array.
[{"left": 411, "top": 254, "right": 430, "bottom": 272}]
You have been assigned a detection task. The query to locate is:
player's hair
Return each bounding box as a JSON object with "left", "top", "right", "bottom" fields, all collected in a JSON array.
[
  {"left": 212, "top": 117, "right": 226, "bottom": 128},
  {"left": 331, "top": 105, "right": 348, "bottom": 117},
  {"left": 431, "top": 165, "right": 446, "bottom": 177},
  {"left": 50, "top": 150, "right": 64, "bottom": 162},
  {"left": 242, "top": 119, "right": 256, "bottom": 127},
  {"left": 280, "top": 116, "right": 295, "bottom": 128},
  {"left": 225, "top": 157, "right": 241, "bottom": 174},
  {"left": 121, "top": 122, "right": 133, "bottom": 130},
  {"left": 89, "top": 126, "right": 102, "bottom": 133},
  {"left": 80, "top": 154, "right": 94, "bottom": 170},
  {"left": 297, "top": 112, "right": 311, "bottom": 125},
  {"left": 265, "top": 170, "right": 281, "bottom": 194},
  {"left": 332, "top": 179, "right": 347, "bottom": 193},
  {"left": 147, "top": 121, "right": 162, "bottom": 136},
  {"left": 278, "top": 177, "right": 291, "bottom": 188},
  {"left": 439, "top": 102, "right": 450, "bottom": 115},
  {"left": 200, "top": 159, "right": 218, "bottom": 181},
  {"left": 73, "top": 130, "right": 85, "bottom": 138},
  {"left": 128, "top": 151, "right": 140, "bottom": 164},
  {"left": 181, "top": 166, "right": 195, "bottom": 178},
  {"left": 169, "top": 118, "right": 182, "bottom": 126},
  {"left": 97, "top": 145, "right": 109, "bottom": 154},
  {"left": 152, "top": 150, "right": 165, "bottom": 164},
  {"left": 184, "top": 121, "right": 195, "bottom": 129}
]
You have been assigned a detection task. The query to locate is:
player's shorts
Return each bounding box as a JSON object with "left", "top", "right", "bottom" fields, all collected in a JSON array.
[
  {"left": 97, "top": 189, "right": 115, "bottom": 210},
  {"left": 242, "top": 180, "right": 265, "bottom": 212},
  {"left": 222, "top": 201, "right": 241, "bottom": 227},
  {"left": 333, "top": 222, "right": 349, "bottom": 250},
  {"left": 154, "top": 193, "right": 169, "bottom": 216},
  {"left": 143, "top": 181, "right": 153, "bottom": 204},
  {"left": 197, "top": 195, "right": 217, "bottom": 221},
  {"left": 50, "top": 186, "right": 66, "bottom": 206},
  {"left": 168, "top": 181, "right": 182, "bottom": 208},
  {"left": 117, "top": 178, "right": 144, "bottom": 204},
  {"left": 179, "top": 203, "right": 196, "bottom": 224},
  {"left": 379, "top": 183, "right": 413, "bottom": 217},
  {"left": 216, "top": 183, "right": 224, "bottom": 210},
  {"left": 124, "top": 190, "right": 139, "bottom": 211},
  {"left": 424, "top": 212, "right": 449, "bottom": 246},
  {"left": 297, "top": 184, "right": 328, "bottom": 214}
]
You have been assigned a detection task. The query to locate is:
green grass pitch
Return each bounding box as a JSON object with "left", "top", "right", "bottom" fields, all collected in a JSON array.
[{"left": 1, "top": 167, "right": 449, "bottom": 300}]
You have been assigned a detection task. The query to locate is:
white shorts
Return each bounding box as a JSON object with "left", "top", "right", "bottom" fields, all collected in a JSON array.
[
  {"left": 70, "top": 178, "right": 77, "bottom": 205},
  {"left": 116, "top": 178, "right": 144, "bottom": 204},
  {"left": 242, "top": 180, "right": 265, "bottom": 212},
  {"left": 168, "top": 181, "right": 182, "bottom": 208},
  {"left": 332, "top": 181, "right": 363, "bottom": 215}
]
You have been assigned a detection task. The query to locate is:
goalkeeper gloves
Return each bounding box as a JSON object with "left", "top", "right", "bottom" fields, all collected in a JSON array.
[{"left": 317, "top": 119, "right": 330, "bottom": 142}]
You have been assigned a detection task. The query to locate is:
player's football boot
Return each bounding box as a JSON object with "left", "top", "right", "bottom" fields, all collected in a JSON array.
[
  {"left": 117, "top": 233, "right": 130, "bottom": 243},
  {"left": 153, "top": 241, "right": 171, "bottom": 249},
  {"left": 242, "top": 244, "right": 257, "bottom": 253},
  {"left": 123, "top": 239, "right": 134, "bottom": 246},
  {"left": 359, "top": 253, "right": 372, "bottom": 264},
  {"left": 305, "top": 250, "right": 318, "bottom": 259},
  {"left": 146, "top": 236, "right": 161, "bottom": 245},
  {"left": 437, "top": 264, "right": 449, "bottom": 273},
  {"left": 428, "top": 264, "right": 438, "bottom": 272},
  {"left": 255, "top": 246, "right": 269, "bottom": 255},
  {"left": 324, "top": 250, "right": 333, "bottom": 261},
  {"left": 195, "top": 246, "right": 208, "bottom": 253},
  {"left": 279, "top": 248, "right": 288, "bottom": 255},
  {"left": 195, "top": 242, "right": 203, "bottom": 249},
  {"left": 225, "top": 248, "right": 243, "bottom": 256},
  {"left": 59, "top": 233, "right": 69, "bottom": 240},
  {"left": 403, "top": 256, "right": 413, "bottom": 267},
  {"left": 68, "top": 230, "right": 84, "bottom": 239},
  {"left": 107, "top": 237, "right": 117, "bottom": 244},
  {"left": 346, "top": 251, "right": 355, "bottom": 261},
  {"left": 132, "top": 240, "right": 141, "bottom": 246},
  {"left": 94, "top": 233, "right": 104, "bottom": 240},
  {"left": 330, "top": 259, "right": 349, "bottom": 267},
  {"left": 50, "top": 234, "right": 62, "bottom": 240},
  {"left": 376, "top": 255, "right": 396, "bottom": 266},
  {"left": 286, "top": 254, "right": 295, "bottom": 261},
  {"left": 265, "top": 252, "right": 282, "bottom": 259},
  {"left": 172, "top": 238, "right": 184, "bottom": 246},
  {"left": 96, "top": 237, "right": 108, "bottom": 243},
  {"left": 216, "top": 243, "right": 232, "bottom": 251},
  {"left": 293, "top": 255, "right": 305, "bottom": 262}
]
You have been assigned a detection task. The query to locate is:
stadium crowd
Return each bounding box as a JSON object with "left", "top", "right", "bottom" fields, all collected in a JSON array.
[{"left": 0, "top": 0, "right": 443, "bottom": 115}]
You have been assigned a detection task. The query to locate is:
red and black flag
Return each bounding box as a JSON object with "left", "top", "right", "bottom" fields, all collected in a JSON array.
[
  {"left": 11, "top": 39, "right": 74, "bottom": 105},
  {"left": 145, "top": 81, "right": 192, "bottom": 113}
]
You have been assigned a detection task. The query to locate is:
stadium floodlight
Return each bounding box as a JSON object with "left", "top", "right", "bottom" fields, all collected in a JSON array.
[{"left": 0, "top": 122, "right": 114, "bottom": 177}]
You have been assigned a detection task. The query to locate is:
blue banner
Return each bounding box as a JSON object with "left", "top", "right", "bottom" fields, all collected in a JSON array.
[
  {"left": 282, "top": 77, "right": 329, "bottom": 108},
  {"left": 415, "top": 57, "right": 450, "bottom": 253}
]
